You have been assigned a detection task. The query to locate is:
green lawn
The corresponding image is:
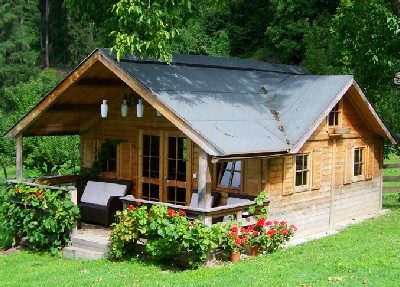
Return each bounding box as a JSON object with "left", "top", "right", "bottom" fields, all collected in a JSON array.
[{"left": 0, "top": 196, "right": 398, "bottom": 287}]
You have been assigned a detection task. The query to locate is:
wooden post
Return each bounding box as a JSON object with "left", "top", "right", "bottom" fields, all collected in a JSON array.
[
  {"left": 16, "top": 135, "right": 23, "bottom": 180},
  {"left": 69, "top": 188, "right": 78, "bottom": 234},
  {"left": 198, "top": 149, "right": 212, "bottom": 225}
]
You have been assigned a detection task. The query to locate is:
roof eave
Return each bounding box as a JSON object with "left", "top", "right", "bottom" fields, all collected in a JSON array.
[{"left": 4, "top": 49, "right": 103, "bottom": 138}]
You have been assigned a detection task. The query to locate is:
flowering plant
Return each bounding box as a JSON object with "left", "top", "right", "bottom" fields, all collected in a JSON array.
[
  {"left": 0, "top": 184, "right": 79, "bottom": 253},
  {"left": 222, "top": 225, "right": 245, "bottom": 253}
]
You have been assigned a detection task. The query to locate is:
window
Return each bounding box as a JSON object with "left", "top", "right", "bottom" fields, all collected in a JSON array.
[
  {"left": 217, "top": 161, "right": 242, "bottom": 189},
  {"left": 295, "top": 155, "right": 309, "bottom": 186},
  {"left": 101, "top": 145, "right": 117, "bottom": 173},
  {"left": 328, "top": 103, "right": 340, "bottom": 126},
  {"left": 354, "top": 147, "right": 364, "bottom": 176}
]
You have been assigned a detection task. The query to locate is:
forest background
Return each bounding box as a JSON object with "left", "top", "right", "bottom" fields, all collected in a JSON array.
[{"left": 0, "top": 0, "right": 399, "bottom": 178}]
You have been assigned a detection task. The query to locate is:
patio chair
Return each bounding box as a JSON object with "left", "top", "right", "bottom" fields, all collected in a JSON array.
[{"left": 78, "top": 178, "right": 132, "bottom": 226}]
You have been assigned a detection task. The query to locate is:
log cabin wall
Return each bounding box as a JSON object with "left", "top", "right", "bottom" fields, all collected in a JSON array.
[{"left": 265, "top": 93, "right": 384, "bottom": 237}]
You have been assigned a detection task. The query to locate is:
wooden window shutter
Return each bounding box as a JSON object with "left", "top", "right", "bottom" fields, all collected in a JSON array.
[
  {"left": 117, "top": 142, "right": 134, "bottom": 179},
  {"left": 365, "top": 144, "right": 374, "bottom": 180},
  {"left": 81, "top": 139, "right": 96, "bottom": 168},
  {"left": 283, "top": 156, "right": 294, "bottom": 195},
  {"left": 344, "top": 146, "right": 353, "bottom": 184},
  {"left": 312, "top": 149, "right": 322, "bottom": 190}
]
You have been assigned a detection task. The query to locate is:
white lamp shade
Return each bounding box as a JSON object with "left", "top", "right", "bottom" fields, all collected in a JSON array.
[
  {"left": 137, "top": 99, "right": 144, "bottom": 118},
  {"left": 100, "top": 100, "right": 108, "bottom": 118},
  {"left": 121, "top": 99, "right": 128, "bottom": 117}
]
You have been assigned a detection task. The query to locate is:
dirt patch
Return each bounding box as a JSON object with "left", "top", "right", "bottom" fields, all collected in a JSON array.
[{"left": 0, "top": 247, "right": 20, "bottom": 256}]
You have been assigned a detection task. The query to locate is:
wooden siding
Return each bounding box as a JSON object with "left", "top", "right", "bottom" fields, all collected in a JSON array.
[{"left": 263, "top": 92, "right": 384, "bottom": 237}]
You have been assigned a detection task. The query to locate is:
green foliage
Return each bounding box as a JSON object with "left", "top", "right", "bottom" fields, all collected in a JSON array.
[
  {"left": 24, "top": 136, "right": 80, "bottom": 176},
  {"left": 172, "top": 1, "right": 230, "bottom": 56},
  {"left": 110, "top": 204, "right": 223, "bottom": 268},
  {"left": 0, "top": 0, "right": 40, "bottom": 92},
  {"left": 0, "top": 184, "right": 80, "bottom": 253}
]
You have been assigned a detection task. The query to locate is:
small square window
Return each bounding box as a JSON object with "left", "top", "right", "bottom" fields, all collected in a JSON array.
[
  {"left": 328, "top": 103, "right": 340, "bottom": 126},
  {"left": 295, "top": 155, "right": 309, "bottom": 186},
  {"left": 354, "top": 148, "right": 364, "bottom": 176}
]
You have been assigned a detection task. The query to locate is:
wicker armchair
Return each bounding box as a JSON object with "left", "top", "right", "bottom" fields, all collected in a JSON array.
[{"left": 78, "top": 178, "right": 132, "bottom": 226}]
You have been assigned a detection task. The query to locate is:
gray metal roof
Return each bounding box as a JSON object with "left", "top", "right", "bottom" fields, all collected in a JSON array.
[{"left": 103, "top": 50, "right": 352, "bottom": 156}]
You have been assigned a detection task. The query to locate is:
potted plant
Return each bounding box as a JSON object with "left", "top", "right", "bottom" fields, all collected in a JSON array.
[{"left": 222, "top": 225, "right": 245, "bottom": 262}]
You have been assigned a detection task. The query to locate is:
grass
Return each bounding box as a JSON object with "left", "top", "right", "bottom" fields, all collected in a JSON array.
[{"left": 0, "top": 196, "right": 398, "bottom": 287}]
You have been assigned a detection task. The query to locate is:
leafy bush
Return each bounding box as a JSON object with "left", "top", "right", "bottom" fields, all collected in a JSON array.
[
  {"left": 0, "top": 184, "right": 80, "bottom": 253},
  {"left": 109, "top": 203, "right": 224, "bottom": 268}
]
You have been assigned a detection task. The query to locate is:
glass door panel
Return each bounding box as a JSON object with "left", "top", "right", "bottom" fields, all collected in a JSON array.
[
  {"left": 141, "top": 133, "right": 161, "bottom": 201},
  {"left": 165, "top": 135, "right": 188, "bottom": 205}
]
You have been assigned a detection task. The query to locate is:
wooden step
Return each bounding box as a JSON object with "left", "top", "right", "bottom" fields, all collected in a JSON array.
[{"left": 63, "top": 245, "right": 107, "bottom": 260}]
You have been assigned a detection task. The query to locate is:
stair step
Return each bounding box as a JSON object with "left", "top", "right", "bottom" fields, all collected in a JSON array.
[
  {"left": 63, "top": 246, "right": 107, "bottom": 260},
  {"left": 70, "top": 234, "right": 109, "bottom": 253}
]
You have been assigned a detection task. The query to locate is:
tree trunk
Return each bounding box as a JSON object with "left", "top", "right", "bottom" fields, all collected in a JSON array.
[
  {"left": 1, "top": 162, "right": 7, "bottom": 179},
  {"left": 45, "top": 0, "right": 49, "bottom": 68}
]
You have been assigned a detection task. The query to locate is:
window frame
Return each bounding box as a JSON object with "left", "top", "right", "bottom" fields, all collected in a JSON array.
[
  {"left": 216, "top": 160, "right": 243, "bottom": 192},
  {"left": 328, "top": 102, "right": 341, "bottom": 127},
  {"left": 295, "top": 154, "right": 309, "bottom": 189},
  {"left": 353, "top": 147, "right": 365, "bottom": 179}
]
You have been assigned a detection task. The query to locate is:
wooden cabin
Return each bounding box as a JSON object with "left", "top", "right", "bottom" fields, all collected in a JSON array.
[{"left": 5, "top": 49, "right": 397, "bottom": 238}]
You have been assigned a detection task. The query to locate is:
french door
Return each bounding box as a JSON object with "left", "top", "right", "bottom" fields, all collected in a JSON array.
[{"left": 139, "top": 130, "right": 190, "bottom": 205}]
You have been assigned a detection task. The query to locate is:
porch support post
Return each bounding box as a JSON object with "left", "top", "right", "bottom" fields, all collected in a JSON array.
[
  {"left": 16, "top": 135, "right": 23, "bottom": 180},
  {"left": 198, "top": 149, "right": 212, "bottom": 225}
]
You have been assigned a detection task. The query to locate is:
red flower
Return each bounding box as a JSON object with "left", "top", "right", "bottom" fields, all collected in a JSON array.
[
  {"left": 253, "top": 231, "right": 259, "bottom": 236},
  {"left": 290, "top": 224, "right": 297, "bottom": 231},
  {"left": 247, "top": 225, "right": 254, "bottom": 231},
  {"left": 35, "top": 190, "right": 42, "bottom": 196},
  {"left": 38, "top": 194, "right": 44, "bottom": 200},
  {"left": 234, "top": 237, "right": 243, "bottom": 246},
  {"left": 166, "top": 209, "right": 175, "bottom": 216},
  {"left": 257, "top": 218, "right": 266, "bottom": 228},
  {"left": 267, "top": 229, "right": 277, "bottom": 238},
  {"left": 178, "top": 210, "right": 186, "bottom": 216},
  {"left": 280, "top": 221, "right": 286, "bottom": 226},
  {"left": 229, "top": 232, "right": 237, "bottom": 238},
  {"left": 230, "top": 226, "right": 238, "bottom": 233},
  {"left": 281, "top": 228, "right": 288, "bottom": 236},
  {"left": 265, "top": 221, "right": 272, "bottom": 226},
  {"left": 240, "top": 227, "right": 247, "bottom": 233},
  {"left": 136, "top": 201, "right": 142, "bottom": 206},
  {"left": 127, "top": 205, "right": 135, "bottom": 211},
  {"left": 273, "top": 220, "right": 279, "bottom": 226}
]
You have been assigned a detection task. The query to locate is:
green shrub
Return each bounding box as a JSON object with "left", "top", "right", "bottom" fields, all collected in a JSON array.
[
  {"left": 0, "top": 184, "right": 80, "bottom": 253},
  {"left": 109, "top": 203, "right": 224, "bottom": 268}
]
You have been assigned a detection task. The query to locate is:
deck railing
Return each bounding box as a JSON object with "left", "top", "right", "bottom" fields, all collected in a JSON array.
[{"left": 121, "top": 195, "right": 270, "bottom": 226}]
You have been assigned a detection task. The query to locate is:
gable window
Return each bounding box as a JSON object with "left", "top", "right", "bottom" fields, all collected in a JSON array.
[
  {"left": 295, "top": 154, "right": 309, "bottom": 186},
  {"left": 328, "top": 103, "right": 340, "bottom": 126},
  {"left": 354, "top": 147, "right": 364, "bottom": 176},
  {"left": 217, "top": 161, "right": 241, "bottom": 189}
]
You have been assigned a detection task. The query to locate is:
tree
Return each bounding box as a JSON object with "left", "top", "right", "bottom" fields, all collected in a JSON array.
[{"left": 0, "top": 0, "right": 40, "bottom": 107}]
